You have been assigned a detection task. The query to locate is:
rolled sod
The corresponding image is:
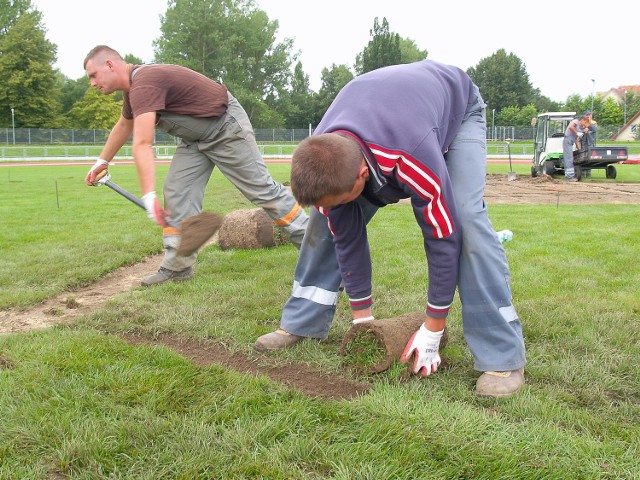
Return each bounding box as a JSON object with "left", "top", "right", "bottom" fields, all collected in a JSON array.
[
  {"left": 339, "top": 312, "right": 449, "bottom": 374},
  {"left": 217, "top": 208, "right": 290, "bottom": 250}
]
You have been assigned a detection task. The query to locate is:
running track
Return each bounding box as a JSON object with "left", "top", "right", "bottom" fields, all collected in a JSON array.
[
  {"left": 1, "top": 156, "right": 638, "bottom": 168},
  {"left": 0, "top": 157, "right": 534, "bottom": 167}
]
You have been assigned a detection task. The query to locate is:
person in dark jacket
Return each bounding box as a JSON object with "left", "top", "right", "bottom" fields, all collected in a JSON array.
[{"left": 254, "top": 59, "right": 526, "bottom": 398}]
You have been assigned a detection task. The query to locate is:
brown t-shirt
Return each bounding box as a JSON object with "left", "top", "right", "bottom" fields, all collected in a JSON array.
[{"left": 122, "top": 64, "right": 228, "bottom": 120}]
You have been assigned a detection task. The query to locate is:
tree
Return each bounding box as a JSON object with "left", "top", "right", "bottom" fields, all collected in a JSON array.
[
  {"left": 623, "top": 92, "right": 640, "bottom": 125},
  {"left": 0, "top": 0, "right": 31, "bottom": 36},
  {"left": 597, "top": 97, "right": 624, "bottom": 127},
  {"left": 0, "top": 8, "right": 62, "bottom": 128},
  {"left": 59, "top": 75, "right": 89, "bottom": 113},
  {"left": 66, "top": 85, "right": 122, "bottom": 129},
  {"left": 354, "top": 17, "right": 401, "bottom": 75},
  {"left": 518, "top": 104, "right": 539, "bottom": 127},
  {"left": 154, "top": 0, "right": 295, "bottom": 126},
  {"left": 123, "top": 53, "right": 143, "bottom": 66},
  {"left": 277, "top": 61, "right": 316, "bottom": 128},
  {"left": 467, "top": 49, "right": 535, "bottom": 113},
  {"left": 313, "top": 64, "right": 354, "bottom": 124},
  {"left": 497, "top": 104, "right": 538, "bottom": 127},
  {"left": 532, "top": 94, "right": 561, "bottom": 114},
  {"left": 565, "top": 94, "right": 604, "bottom": 118},
  {"left": 398, "top": 37, "right": 427, "bottom": 64},
  {"left": 354, "top": 18, "right": 426, "bottom": 77},
  {"left": 497, "top": 105, "right": 520, "bottom": 127}
]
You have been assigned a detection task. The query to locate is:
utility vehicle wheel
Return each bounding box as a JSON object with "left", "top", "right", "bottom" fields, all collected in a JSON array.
[
  {"left": 531, "top": 166, "right": 538, "bottom": 177},
  {"left": 574, "top": 165, "right": 583, "bottom": 181},
  {"left": 543, "top": 160, "right": 555, "bottom": 176},
  {"left": 606, "top": 165, "right": 617, "bottom": 179}
]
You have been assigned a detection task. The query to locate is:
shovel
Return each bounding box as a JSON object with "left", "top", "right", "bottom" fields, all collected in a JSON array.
[
  {"left": 92, "top": 171, "right": 223, "bottom": 257},
  {"left": 506, "top": 138, "right": 517, "bottom": 181}
]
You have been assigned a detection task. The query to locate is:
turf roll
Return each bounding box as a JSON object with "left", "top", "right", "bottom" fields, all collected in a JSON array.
[
  {"left": 339, "top": 312, "right": 449, "bottom": 374},
  {"left": 217, "top": 208, "right": 290, "bottom": 250}
]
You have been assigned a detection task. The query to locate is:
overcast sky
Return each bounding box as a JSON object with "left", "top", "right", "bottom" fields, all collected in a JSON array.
[{"left": 31, "top": 0, "right": 638, "bottom": 103}]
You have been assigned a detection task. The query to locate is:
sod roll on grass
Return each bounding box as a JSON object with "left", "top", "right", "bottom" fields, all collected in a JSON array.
[
  {"left": 340, "top": 312, "right": 449, "bottom": 374},
  {"left": 217, "top": 208, "right": 290, "bottom": 250}
]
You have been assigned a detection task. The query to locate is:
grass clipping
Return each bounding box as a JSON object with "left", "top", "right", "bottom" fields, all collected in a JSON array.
[
  {"left": 218, "top": 208, "right": 290, "bottom": 250},
  {"left": 340, "top": 312, "right": 449, "bottom": 374}
]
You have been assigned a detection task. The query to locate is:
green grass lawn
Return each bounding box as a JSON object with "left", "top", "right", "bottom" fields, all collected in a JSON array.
[{"left": 0, "top": 163, "right": 638, "bottom": 479}]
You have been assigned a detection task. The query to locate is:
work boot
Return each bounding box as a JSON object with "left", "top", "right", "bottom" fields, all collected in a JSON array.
[
  {"left": 475, "top": 368, "right": 524, "bottom": 398},
  {"left": 140, "top": 266, "right": 194, "bottom": 287},
  {"left": 254, "top": 329, "right": 304, "bottom": 351},
  {"left": 565, "top": 177, "right": 578, "bottom": 182}
]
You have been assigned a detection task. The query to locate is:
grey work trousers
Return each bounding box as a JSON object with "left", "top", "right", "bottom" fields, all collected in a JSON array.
[
  {"left": 562, "top": 136, "right": 576, "bottom": 179},
  {"left": 156, "top": 93, "right": 308, "bottom": 271}
]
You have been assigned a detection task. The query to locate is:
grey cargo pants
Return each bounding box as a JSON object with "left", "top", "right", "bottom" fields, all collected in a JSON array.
[{"left": 156, "top": 93, "right": 308, "bottom": 271}]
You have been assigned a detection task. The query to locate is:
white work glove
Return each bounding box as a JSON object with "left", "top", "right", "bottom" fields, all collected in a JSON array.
[
  {"left": 576, "top": 132, "right": 584, "bottom": 138},
  {"left": 141, "top": 191, "right": 168, "bottom": 227},
  {"left": 85, "top": 158, "right": 109, "bottom": 185},
  {"left": 400, "top": 325, "right": 444, "bottom": 377},
  {"left": 353, "top": 315, "right": 375, "bottom": 325}
]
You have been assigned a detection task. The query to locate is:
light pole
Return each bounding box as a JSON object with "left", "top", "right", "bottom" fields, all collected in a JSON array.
[
  {"left": 10, "top": 108, "right": 15, "bottom": 144},
  {"left": 591, "top": 79, "right": 595, "bottom": 112},
  {"left": 492, "top": 108, "right": 495, "bottom": 141},
  {"left": 623, "top": 89, "right": 627, "bottom": 126}
]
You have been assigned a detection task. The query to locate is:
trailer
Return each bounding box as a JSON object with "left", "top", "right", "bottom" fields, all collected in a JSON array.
[{"left": 531, "top": 112, "right": 628, "bottom": 181}]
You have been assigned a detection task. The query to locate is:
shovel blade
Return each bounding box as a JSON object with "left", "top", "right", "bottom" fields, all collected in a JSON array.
[
  {"left": 507, "top": 172, "right": 517, "bottom": 181},
  {"left": 176, "top": 212, "right": 224, "bottom": 257}
]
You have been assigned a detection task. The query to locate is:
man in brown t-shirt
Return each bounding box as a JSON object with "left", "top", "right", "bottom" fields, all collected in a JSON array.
[{"left": 83, "top": 45, "right": 308, "bottom": 286}]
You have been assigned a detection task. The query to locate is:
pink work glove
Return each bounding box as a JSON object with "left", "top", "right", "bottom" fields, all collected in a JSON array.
[{"left": 400, "top": 325, "right": 444, "bottom": 377}]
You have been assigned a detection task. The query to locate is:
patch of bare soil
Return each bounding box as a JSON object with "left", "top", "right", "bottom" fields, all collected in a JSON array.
[
  {"left": 2, "top": 174, "right": 637, "bottom": 399},
  {"left": 123, "top": 333, "right": 370, "bottom": 401},
  {"left": 483, "top": 173, "right": 640, "bottom": 205},
  {"left": 0, "top": 254, "right": 370, "bottom": 400},
  {"left": 0, "top": 255, "right": 162, "bottom": 334}
]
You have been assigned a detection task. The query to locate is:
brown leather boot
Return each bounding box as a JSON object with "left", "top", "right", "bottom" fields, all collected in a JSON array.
[
  {"left": 254, "top": 329, "right": 304, "bottom": 351},
  {"left": 475, "top": 368, "right": 524, "bottom": 398}
]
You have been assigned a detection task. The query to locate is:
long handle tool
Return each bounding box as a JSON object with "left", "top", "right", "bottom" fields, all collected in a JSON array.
[{"left": 92, "top": 171, "right": 223, "bottom": 256}]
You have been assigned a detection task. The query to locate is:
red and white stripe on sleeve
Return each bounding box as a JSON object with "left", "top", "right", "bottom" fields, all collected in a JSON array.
[{"left": 369, "top": 145, "right": 454, "bottom": 238}]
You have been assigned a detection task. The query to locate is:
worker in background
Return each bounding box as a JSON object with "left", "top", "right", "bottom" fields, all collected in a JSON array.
[{"left": 562, "top": 114, "right": 589, "bottom": 182}]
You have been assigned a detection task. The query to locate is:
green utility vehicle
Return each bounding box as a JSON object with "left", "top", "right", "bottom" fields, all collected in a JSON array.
[{"left": 531, "top": 112, "right": 628, "bottom": 180}]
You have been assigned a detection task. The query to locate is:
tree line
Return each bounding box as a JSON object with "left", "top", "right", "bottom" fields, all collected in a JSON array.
[{"left": 1, "top": 0, "right": 638, "bottom": 132}]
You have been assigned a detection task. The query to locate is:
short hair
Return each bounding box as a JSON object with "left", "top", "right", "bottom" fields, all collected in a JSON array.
[
  {"left": 83, "top": 45, "right": 123, "bottom": 69},
  {"left": 290, "top": 133, "right": 363, "bottom": 206}
]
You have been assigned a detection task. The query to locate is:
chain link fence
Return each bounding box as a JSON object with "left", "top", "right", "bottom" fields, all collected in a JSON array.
[
  {"left": 0, "top": 127, "right": 314, "bottom": 146},
  {"left": 488, "top": 125, "right": 621, "bottom": 142},
  {"left": 0, "top": 125, "right": 626, "bottom": 160},
  {"left": 3, "top": 124, "right": 624, "bottom": 146}
]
